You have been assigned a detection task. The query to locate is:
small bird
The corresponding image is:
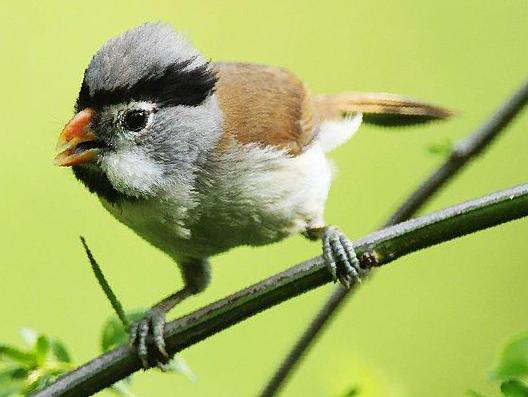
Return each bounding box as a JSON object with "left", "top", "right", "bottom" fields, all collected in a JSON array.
[{"left": 55, "top": 23, "right": 450, "bottom": 367}]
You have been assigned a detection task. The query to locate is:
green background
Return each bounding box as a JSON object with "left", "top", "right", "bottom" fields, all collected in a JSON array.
[{"left": 1, "top": 1, "right": 527, "bottom": 396}]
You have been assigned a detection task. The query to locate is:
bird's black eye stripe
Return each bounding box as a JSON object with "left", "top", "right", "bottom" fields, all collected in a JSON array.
[
  {"left": 122, "top": 109, "right": 149, "bottom": 132},
  {"left": 75, "top": 60, "right": 217, "bottom": 112}
]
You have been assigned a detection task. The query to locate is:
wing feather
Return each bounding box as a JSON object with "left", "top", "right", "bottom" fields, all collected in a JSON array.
[{"left": 214, "top": 62, "right": 316, "bottom": 156}]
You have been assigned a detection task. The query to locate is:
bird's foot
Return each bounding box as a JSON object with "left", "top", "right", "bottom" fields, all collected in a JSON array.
[
  {"left": 322, "top": 226, "right": 365, "bottom": 289},
  {"left": 129, "top": 307, "right": 169, "bottom": 369}
]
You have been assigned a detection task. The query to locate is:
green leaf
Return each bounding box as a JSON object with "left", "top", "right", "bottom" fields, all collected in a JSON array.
[
  {"left": 0, "top": 345, "right": 34, "bottom": 365},
  {"left": 19, "top": 329, "right": 37, "bottom": 348},
  {"left": 100, "top": 318, "right": 126, "bottom": 353},
  {"left": 0, "top": 367, "right": 26, "bottom": 397},
  {"left": 110, "top": 381, "right": 138, "bottom": 397},
  {"left": 50, "top": 339, "right": 72, "bottom": 363},
  {"left": 0, "top": 331, "right": 74, "bottom": 396},
  {"left": 491, "top": 331, "right": 528, "bottom": 380},
  {"left": 500, "top": 379, "right": 528, "bottom": 397},
  {"left": 22, "top": 376, "right": 46, "bottom": 395},
  {"left": 0, "top": 367, "right": 28, "bottom": 386},
  {"left": 164, "top": 355, "right": 196, "bottom": 382},
  {"left": 46, "top": 367, "right": 70, "bottom": 378},
  {"left": 34, "top": 335, "right": 50, "bottom": 366},
  {"left": 427, "top": 139, "right": 453, "bottom": 158},
  {"left": 100, "top": 310, "right": 144, "bottom": 353}
]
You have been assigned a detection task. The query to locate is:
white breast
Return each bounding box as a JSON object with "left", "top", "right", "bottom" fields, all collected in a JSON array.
[{"left": 102, "top": 140, "right": 334, "bottom": 260}]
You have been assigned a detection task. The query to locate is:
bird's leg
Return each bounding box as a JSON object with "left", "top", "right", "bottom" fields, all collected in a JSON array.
[
  {"left": 129, "top": 258, "right": 211, "bottom": 368},
  {"left": 129, "top": 288, "right": 191, "bottom": 368},
  {"left": 307, "top": 226, "right": 366, "bottom": 289}
]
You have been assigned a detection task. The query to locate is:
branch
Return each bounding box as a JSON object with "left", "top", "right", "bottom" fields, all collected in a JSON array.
[
  {"left": 31, "top": 183, "right": 528, "bottom": 397},
  {"left": 259, "top": 77, "right": 528, "bottom": 397}
]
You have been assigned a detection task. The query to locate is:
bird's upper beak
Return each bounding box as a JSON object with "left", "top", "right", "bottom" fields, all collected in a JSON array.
[{"left": 54, "top": 108, "right": 102, "bottom": 167}]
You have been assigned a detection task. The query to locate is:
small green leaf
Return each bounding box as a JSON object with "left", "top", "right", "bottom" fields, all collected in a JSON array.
[
  {"left": 500, "top": 379, "right": 528, "bottom": 397},
  {"left": 100, "top": 318, "right": 125, "bottom": 353},
  {"left": 34, "top": 335, "right": 50, "bottom": 366},
  {"left": 37, "top": 374, "right": 56, "bottom": 389},
  {"left": 19, "top": 329, "right": 37, "bottom": 348},
  {"left": 100, "top": 310, "right": 145, "bottom": 353},
  {"left": 0, "top": 367, "right": 28, "bottom": 386},
  {"left": 46, "top": 367, "right": 70, "bottom": 378},
  {"left": 491, "top": 331, "right": 528, "bottom": 380},
  {"left": 0, "top": 368, "right": 27, "bottom": 397},
  {"left": 0, "top": 345, "right": 34, "bottom": 365},
  {"left": 427, "top": 139, "right": 453, "bottom": 158},
  {"left": 0, "top": 330, "right": 75, "bottom": 396},
  {"left": 164, "top": 355, "right": 196, "bottom": 382},
  {"left": 110, "top": 381, "right": 138, "bottom": 397},
  {"left": 121, "top": 376, "right": 133, "bottom": 385},
  {"left": 50, "top": 339, "right": 72, "bottom": 363},
  {"left": 22, "top": 375, "right": 47, "bottom": 395}
]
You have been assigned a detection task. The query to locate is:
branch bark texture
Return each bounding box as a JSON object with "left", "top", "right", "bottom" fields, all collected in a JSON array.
[{"left": 32, "top": 183, "right": 528, "bottom": 397}]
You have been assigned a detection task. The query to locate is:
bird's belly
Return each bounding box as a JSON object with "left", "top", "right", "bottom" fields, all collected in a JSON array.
[
  {"left": 101, "top": 143, "right": 333, "bottom": 259},
  {"left": 101, "top": 196, "right": 294, "bottom": 259},
  {"left": 186, "top": 142, "right": 335, "bottom": 254}
]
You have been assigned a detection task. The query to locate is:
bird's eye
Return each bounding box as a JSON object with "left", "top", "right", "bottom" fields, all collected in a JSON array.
[{"left": 122, "top": 109, "right": 149, "bottom": 132}]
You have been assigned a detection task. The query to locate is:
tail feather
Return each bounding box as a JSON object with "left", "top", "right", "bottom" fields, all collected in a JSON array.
[{"left": 313, "top": 92, "right": 453, "bottom": 127}]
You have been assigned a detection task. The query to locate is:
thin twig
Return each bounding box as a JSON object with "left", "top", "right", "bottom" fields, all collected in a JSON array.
[
  {"left": 32, "top": 183, "right": 528, "bottom": 397},
  {"left": 259, "top": 77, "right": 528, "bottom": 397},
  {"left": 80, "top": 236, "right": 129, "bottom": 329}
]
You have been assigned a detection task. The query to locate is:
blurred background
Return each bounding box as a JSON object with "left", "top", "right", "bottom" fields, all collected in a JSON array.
[{"left": 1, "top": 1, "right": 527, "bottom": 396}]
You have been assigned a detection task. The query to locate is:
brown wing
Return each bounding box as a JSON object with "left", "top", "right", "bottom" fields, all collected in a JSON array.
[{"left": 214, "top": 62, "right": 317, "bottom": 156}]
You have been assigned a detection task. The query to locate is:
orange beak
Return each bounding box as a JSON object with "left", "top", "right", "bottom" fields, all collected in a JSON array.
[{"left": 54, "top": 108, "right": 102, "bottom": 167}]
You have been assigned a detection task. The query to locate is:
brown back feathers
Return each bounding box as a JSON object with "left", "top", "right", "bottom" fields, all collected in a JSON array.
[{"left": 214, "top": 63, "right": 316, "bottom": 156}]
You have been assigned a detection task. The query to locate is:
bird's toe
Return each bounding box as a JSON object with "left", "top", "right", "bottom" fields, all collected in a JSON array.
[
  {"left": 322, "top": 227, "right": 365, "bottom": 289},
  {"left": 129, "top": 308, "right": 169, "bottom": 368}
]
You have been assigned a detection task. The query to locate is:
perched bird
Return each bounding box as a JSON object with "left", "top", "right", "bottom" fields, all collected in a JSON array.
[{"left": 55, "top": 23, "right": 450, "bottom": 367}]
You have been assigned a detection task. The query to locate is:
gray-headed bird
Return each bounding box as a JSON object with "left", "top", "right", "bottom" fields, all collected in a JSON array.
[{"left": 55, "top": 23, "right": 450, "bottom": 367}]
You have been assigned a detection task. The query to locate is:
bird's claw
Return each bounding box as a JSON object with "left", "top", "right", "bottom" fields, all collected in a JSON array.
[
  {"left": 322, "top": 227, "right": 364, "bottom": 289},
  {"left": 129, "top": 307, "right": 169, "bottom": 368}
]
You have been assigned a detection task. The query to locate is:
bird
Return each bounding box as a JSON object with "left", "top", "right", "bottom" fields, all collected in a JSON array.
[{"left": 55, "top": 22, "right": 451, "bottom": 367}]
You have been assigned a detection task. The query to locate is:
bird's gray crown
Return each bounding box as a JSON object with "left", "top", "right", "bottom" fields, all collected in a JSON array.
[{"left": 75, "top": 22, "right": 217, "bottom": 111}]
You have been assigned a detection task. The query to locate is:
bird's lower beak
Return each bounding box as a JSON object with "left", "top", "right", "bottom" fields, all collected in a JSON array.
[{"left": 54, "top": 108, "right": 102, "bottom": 167}]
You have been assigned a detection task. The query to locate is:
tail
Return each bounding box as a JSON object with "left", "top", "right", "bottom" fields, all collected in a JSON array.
[{"left": 313, "top": 92, "right": 452, "bottom": 152}]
